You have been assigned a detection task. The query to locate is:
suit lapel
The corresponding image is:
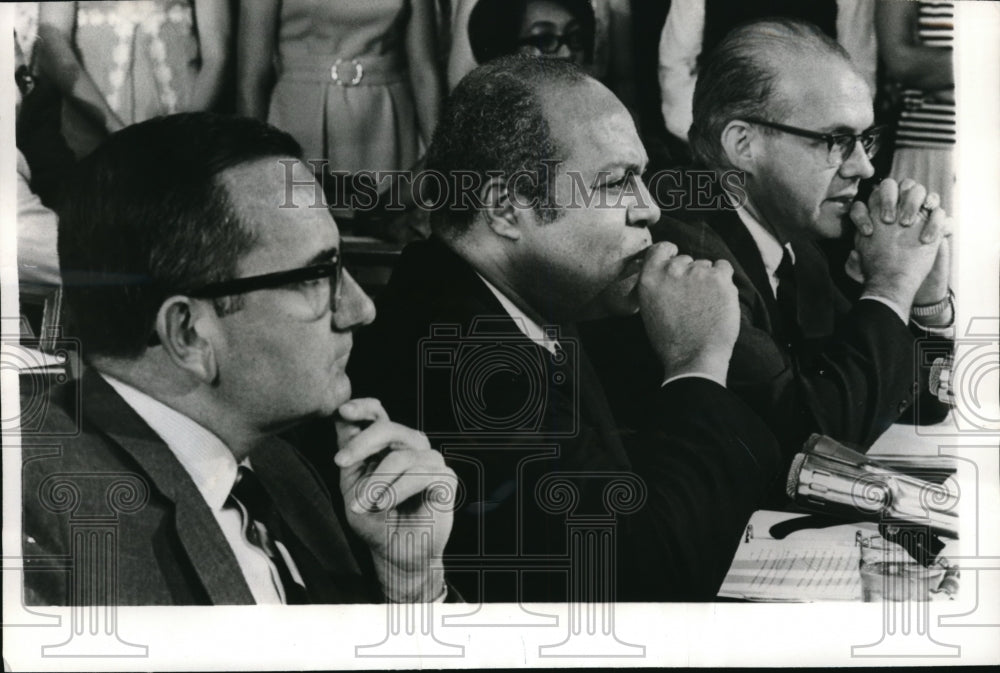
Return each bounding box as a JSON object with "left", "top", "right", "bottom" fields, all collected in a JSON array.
[
  {"left": 790, "top": 240, "right": 839, "bottom": 339},
  {"left": 419, "top": 238, "right": 629, "bottom": 465},
  {"left": 250, "top": 441, "right": 369, "bottom": 601},
  {"left": 81, "top": 371, "right": 256, "bottom": 605},
  {"left": 706, "top": 210, "right": 841, "bottom": 341},
  {"left": 705, "top": 209, "right": 781, "bottom": 325},
  {"left": 561, "top": 324, "right": 631, "bottom": 468}
]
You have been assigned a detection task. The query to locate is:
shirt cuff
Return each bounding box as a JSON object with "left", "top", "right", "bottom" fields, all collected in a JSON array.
[
  {"left": 911, "top": 317, "right": 957, "bottom": 338},
  {"left": 859, "top": 295, "right": 908, "bottom": 325},
  {"left": 662, "top": 372, "right": 727, "bottom": 388}
]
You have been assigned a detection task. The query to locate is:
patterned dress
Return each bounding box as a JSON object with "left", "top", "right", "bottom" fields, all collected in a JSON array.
[
  {"left": 267, "top": 0, "right": 421, "bottom": 186},
  {"left": 61, "top": 0, "right": 199, "bottom": 158},
  {"left": 889, "top": 0, "right": 955, "bottom": 212}
]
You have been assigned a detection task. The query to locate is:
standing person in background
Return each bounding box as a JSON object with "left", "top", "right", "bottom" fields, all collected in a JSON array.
[
  {"left": 37, "top": 0, "right": 231, "bottom": 159},
  {"left": 444, "top": 0, "right": 478, "bottom": 89},
  {"left": 453, "top": 0, "right": 596, "bottom": 75},
  {"left": 237, "top": 0, "right": 442, "bottom": 223},
  {"left": 447, "top": 0, "right": 633, "bottom": 110},
  {"left": 658, "top": 0, "right": 877, "bottom": 147},
  {"left": 15, "top": 60, "right": 61, "bottom": 288},
  {"left": 589, "top": 0, "right": 635, "bottom": 112},
  {"left": 877, "top": 0, "right": 955, "bottom": 213}
]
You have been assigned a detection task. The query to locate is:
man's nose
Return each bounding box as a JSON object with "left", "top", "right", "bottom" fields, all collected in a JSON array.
[
  {"left": 627, "top": 176, "right": 661, "bottom": 228},
  {"left": 333, "top": 270, "right": 376, "bottom": 331},
  {"left": 839, "top": 140, "right": 876, "bottom": 181}
]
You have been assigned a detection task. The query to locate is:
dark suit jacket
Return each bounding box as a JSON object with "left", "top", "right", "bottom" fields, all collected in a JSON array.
[
  {"left": 21, "top": 371, "right": 383, "bottom": 605},
  {"left": 583, "top": 209, "right": 950, "bottom": 463},
  {"left": 345, "top": 236, "right": 783, "bottom": 602}
]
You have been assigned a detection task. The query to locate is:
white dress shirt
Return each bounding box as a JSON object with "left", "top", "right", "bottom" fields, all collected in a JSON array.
[
  {"left": 477, "top": 273, "right": 562, "bottom": 355},
  {"left": 735, "top": 206, "right": 795, "bottom": 299},
  {"left": 734, "top": 206, "right": 909, "bottom": 325},
  {"left": 477, "top": 274, "right": 724, "bottom": 388},
  {"left": 101, "top": 374, "right": 302, "bottom": 604}
]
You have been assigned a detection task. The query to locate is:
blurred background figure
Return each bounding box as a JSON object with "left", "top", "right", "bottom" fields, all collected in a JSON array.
[
  {"left": 15, "top": 41, "right": 60, "bottom": 292},
  {"left": 15, "top": 3, "right": 75, "bottom": 209},
  {"left": 658, "top": 0, "right": 877, "bottom": 150},
  {"left": 14, "top": 16, "right": 66, "bottom": 356},
  {"left": 237, "top": 0, "right": 442, "bottom": 224},
  {"left": 36, "top": 0, "right": 231, "bottom": 159},
  {"left": 589, "top": 0, "right": 634, "bottom": 111},
  {"left": 876, "top": 0, "right": 955, "bottom": 213},
  {"left": 15, "top": 2, "right": 40, "bottom": 59},
  {"left": 449, "top": 0, "right": 596, "bottom": 84},
  {"left": 448, "top": 0, "right": 633, "bottom": 109}
]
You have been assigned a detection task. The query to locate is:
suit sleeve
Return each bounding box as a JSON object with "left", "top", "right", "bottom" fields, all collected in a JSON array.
[
  {"left": 668, "top": 219, "right": 942, "bottom": 457},
  {"left": 619, "top": 377, "right": 783, "bottom": 601},
  {"left": 897, "top": 322, "right": 953, "bottom": 426},
  {"left": 730, "top": 295, "right": 919, "bottom": 454}
]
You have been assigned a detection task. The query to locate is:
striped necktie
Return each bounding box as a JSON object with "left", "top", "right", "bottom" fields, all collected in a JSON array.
[{"left": 228, "top": 465, "right": 308, "bottom": 604}]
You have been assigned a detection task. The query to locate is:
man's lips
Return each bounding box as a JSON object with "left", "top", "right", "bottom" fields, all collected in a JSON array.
[
  {"left": 617, "top": 247, "right": 650, "bottom": 280},
  {"left": 825, "top": 193, "right": 857, "bottom": 207}
]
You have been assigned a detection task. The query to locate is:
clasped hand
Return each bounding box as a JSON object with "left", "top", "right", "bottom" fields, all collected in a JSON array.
[{"left": 848, "top": 177, "right": 952, "bottom": 316}]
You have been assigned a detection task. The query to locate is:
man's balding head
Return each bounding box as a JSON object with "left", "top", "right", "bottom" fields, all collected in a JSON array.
[
  {"left": 689, "top": 18, "right": 860, "bottom": 169},
  {"left": 425, "top": 55, "right": 591, "bottom": 236}
]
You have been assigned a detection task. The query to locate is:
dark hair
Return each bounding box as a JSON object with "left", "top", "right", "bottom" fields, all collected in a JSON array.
[
  {"left": 425, "top": 55, "right": 589, "bottom": 236},
  {"left": 468, "top": 0, "right": 596, "bottom": 65},
  {"left": 688, "top": 18, "right": 853, "bottom": 169},
  {"left": 57, "top": 112, "right": 302, "bottom": 360}
]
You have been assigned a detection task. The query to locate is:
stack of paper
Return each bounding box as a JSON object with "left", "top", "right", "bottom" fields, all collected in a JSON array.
[{"left": 719, "top": 538, "right": 862, "bottom": 601}]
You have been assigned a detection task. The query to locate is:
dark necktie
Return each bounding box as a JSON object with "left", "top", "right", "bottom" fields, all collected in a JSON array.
[
  {"left": 228, "top": 465, "right": 308, "bottom": 604},
  {"left": 774, "top": 246, "right": 801, "bottom": 350}
]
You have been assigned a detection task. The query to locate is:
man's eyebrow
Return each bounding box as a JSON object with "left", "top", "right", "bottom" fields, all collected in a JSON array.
[
  {"left": 825, "top": 124, "right": 874, "bottom": 135},
  {"left": 591, "top": 160, "right": 648, "bottom": 188},
  {"left": 305, "top": 247, "right": 339, "bottom": 266}
]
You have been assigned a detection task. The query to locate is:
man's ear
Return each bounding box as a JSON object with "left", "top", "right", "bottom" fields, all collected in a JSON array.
[
  {"left": 720, "top": 119, "right": 756, "bottom": 172},
  {"left": 154, "top": 296, "right": 220, "bottom": 383},
  {"left": 479, "top": 175, "right": 522, "bottom": 241}
]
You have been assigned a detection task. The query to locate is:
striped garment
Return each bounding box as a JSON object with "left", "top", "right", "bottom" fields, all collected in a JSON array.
[{"left": 896, "top": 0, "right": 955, "bottom": 148}]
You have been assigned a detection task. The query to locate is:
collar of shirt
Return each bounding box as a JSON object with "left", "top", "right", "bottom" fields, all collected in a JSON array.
[
  {"left": 476, "top": 273, "right": 561, "bottom": 355},
  {"left": 734, "top": 205, "right": 796, "bottom": 298},
  {"left": 100, "top": 373, "right": 238, "bottom": 511},
  {"left": 733, "top": 206, "right": 909, "bottom": 325}
]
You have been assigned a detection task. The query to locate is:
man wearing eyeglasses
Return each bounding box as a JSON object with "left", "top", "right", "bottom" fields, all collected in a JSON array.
[
  {"left": 589, "top": 18, "right": 953, "bottom": 460},
  {"left": 21, "top": 113, "right": 457, "bottom": 605}
]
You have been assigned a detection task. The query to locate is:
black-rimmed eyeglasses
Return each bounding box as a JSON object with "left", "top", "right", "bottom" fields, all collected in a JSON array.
[
  {"left": 743, "top": 117, "right": 886, "bottom": 167},
  {"left": 147, "top": 254, "right": 343, "bottom": 347},
  {"left": 189, "top": 252, "right": 343, "bottom": 318},
  {"left": 518, "top": 30, "right": 586, "bottom": 56}
]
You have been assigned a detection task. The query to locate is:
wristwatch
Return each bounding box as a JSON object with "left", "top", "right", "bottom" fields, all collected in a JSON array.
[{"left": 911, "top": 290, "right": 954, "bottom": 318}]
